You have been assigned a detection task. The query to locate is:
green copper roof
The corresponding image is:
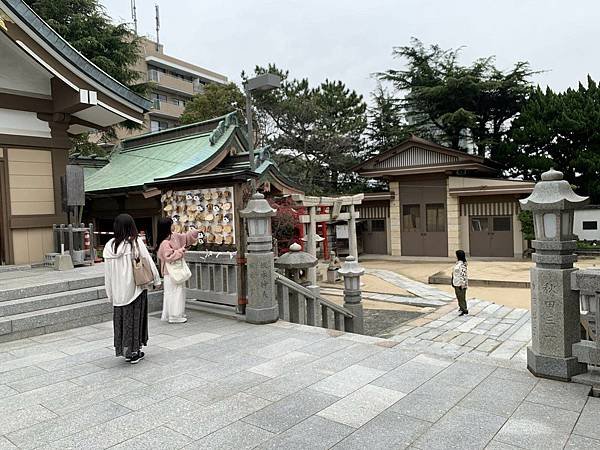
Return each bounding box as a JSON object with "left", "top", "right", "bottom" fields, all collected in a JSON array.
[{"left": 85, "top": 118, "right": 237, "bottom": 193}]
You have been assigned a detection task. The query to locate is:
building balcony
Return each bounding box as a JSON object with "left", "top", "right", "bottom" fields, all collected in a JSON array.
[
  {"left": 151, "top": 99, "right": 185, "bottom": 119},
  {"left": 148, "top": 69, "right": 197, "bottom": 96}
]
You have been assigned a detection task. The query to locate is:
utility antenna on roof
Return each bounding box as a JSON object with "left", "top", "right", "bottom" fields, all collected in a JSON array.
[
  {"left": 155, "top": 4, "right": 160, "bottom": 51},
  {"left": 130, "top": 0, "right": 138, "bottom": 35}
]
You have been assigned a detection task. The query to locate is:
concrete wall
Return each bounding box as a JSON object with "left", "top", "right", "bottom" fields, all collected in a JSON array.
[
  {"left": 448, "top": 176, "right": 535, "bottom": 190},
  {"left": 574, "top": 209, "right": 600, "bottom": 241},
  {"left": 447, "top": 187, "right": 460, "bottom": 257},
  {"left": 459, "top": 215, "right": 470, "bottom": 254},
  {"left": 388, "top": 181, "right": 401, "bottom": 255},
  {"left": 513, "top": 213, "right": 524, "bottom": 257}
]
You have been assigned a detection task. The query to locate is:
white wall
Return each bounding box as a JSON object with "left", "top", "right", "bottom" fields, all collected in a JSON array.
[
  {"left": 574, "top": 210, "right": 600, "bottom": 241},
  {"left": 0, "top": 109, "right": 51, "bottom": 138}
]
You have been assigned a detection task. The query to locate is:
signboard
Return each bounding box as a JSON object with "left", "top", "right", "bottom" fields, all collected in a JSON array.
[
  {"left": 162, "top": 187, "right": 235, "bottom": 247},
  {"left": 336, "top": 224, "right": 349, "bottom": 239}
]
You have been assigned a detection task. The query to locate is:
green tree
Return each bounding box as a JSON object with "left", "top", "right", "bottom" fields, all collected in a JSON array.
[
  {"left": 499, "top": 76, "right": 600, "bottom": 202},
  {"left": 379, "top": 38, "right": 536, "bottom": 158},
  {"left": 25, "top": 0, "right": 145, "bottom": 155},
  {"left": 24, "top": 0, "right": 143, "bottom": 90},
  {"left": 366, "top": 83, "right": 409, "bottom": 154},
  {"left": 180, "top": 83, "right": 246, "bottom": 124},
  {"left": 247, "top": 65, "right": 368, "bottom": 195}
]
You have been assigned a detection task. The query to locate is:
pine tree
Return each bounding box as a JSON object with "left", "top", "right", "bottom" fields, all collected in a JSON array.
[{"left": 366, "top": 84, "right": 408, "bottom": 155}]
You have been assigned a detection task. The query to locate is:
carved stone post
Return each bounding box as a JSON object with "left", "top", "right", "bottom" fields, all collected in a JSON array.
[
  {"left": 307, "top": 206, "right": 318, "bottom": 286},
  {"left": 240, "top": 193, "right": 278, "bottom": 324},
  {"left": 348, "top": 204, "right": 359, "bottom": 261},
  {"left": 338, "top": 256, "right": 364, "bottom": 334},
  {"left": 275, "top": 243, "right": 319, "bottom": 325},
  {"left": 520, "top": 169, "right": 589, "bottom": 381}
]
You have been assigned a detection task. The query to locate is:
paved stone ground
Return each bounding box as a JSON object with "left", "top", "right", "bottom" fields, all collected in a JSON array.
[
  {"left": 0, "top": 310, "right": 598, "bottom": 450},
  {"left": 386, "top": 300, "right": 532, "bottom": 362}
]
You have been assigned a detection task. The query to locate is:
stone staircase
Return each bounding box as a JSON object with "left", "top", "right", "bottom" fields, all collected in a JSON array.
[
  {"left": 0, "top": 272, "right": 111, "bottom": 343},
  {"left": 0, "top": 266, "right": 163, "bottom": 343}
]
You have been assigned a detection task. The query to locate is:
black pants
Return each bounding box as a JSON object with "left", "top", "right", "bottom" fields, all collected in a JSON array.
[
  {"left": 454, "top": 286, "right": 467, "bottom": 312},
  {"left": 113, "top": 290, "right": 148, "bottom": 357}
]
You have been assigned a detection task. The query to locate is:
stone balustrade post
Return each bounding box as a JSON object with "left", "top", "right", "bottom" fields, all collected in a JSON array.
[{"left": 339, "top": 256, "right": 364, "bottom": 334}]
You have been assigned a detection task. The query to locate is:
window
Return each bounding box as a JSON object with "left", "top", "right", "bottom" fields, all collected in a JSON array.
[
  {"left": 426, "top": 204, "right": 446, "bottom": 232},
  {"left": 493, "top": 217, "right": 511, "bottom": 232},
  {"left": 370, "top": 219, "right": 385, "bottom": 232},
  {"left": 402, "top": 205, "right": 420, "bottom": 232},
  {"left": 471, "top": 217, "right": 488, "bottom": 232},
  {"left": 583, "top": 221, "right": 598, "bottom": 230},
  {"left": 152, "top": 93, "right": 167, "bottom": 101},
  {"left": 150, "top": 120, "right": 168, "bottom": 132}
]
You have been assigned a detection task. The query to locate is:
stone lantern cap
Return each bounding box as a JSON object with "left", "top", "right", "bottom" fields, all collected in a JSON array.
[
  {"left": 520, "top": 169, "right": 589, "bottom": 211},
  {"left": 338, "top": 256, "right": 365, "bottom": 277},
  {"left": 239, "top": 192, "right": 276, "bottom": 218},
  {"left": 275, "top": 242, "right": 318, "bottom": 269}
]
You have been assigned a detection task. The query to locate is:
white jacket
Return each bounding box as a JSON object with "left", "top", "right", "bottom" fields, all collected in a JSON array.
[
  {"left": 452, "top": 261, "right": 468, "bottom": 289},
  {"left": 103, "top": 237, "right": 161, "bottom": 307}
]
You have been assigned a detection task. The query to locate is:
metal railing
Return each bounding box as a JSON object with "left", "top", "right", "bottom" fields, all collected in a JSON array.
[
  {"left": 274, "top": 272, "right": 354, "bottom": 332},
  {"left": 571, "top": 269, "right": 600, "bottom": 367},
  {"left": 186, "top": 251, "right": 238, "bottom": 306}
]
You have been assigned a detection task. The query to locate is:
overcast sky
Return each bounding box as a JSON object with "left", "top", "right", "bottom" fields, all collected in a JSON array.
[{"left": 102, "top": 0, "right": 598, "bottom": 102}]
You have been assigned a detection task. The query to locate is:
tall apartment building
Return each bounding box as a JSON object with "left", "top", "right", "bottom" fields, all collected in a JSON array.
[{"left": 126, "top": 38, "right": 228, "bottom": 136}]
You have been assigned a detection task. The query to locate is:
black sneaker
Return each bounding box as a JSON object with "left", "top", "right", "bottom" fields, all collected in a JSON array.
[
  {"left": 125, "top": 356, "right": 132, "bottom": 362},
  {"left": 459, "top": 310, "right": 469, "bottom": 316},
  {"left": 130, "top": 352, "right": 145, "bottom": 364}
]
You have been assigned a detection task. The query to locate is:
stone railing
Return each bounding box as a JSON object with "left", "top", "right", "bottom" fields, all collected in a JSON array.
[
  {"left": 186, "top": 251, "right": 238, "bottom": 307},
  {"left": 571, "top": 269, "right": 600, "bottom": 367},
  {"left": 274, "top": 272, "right": 355, "bottom": 332}
]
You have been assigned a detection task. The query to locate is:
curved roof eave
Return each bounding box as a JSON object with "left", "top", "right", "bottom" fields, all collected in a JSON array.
[{"left": 1, "top": 0, "right": 152, "bottom": 111}]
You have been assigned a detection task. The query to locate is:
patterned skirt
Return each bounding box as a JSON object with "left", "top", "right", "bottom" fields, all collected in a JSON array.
[{"left": 113, "top": 290, "right": 148, "bottom": 357}]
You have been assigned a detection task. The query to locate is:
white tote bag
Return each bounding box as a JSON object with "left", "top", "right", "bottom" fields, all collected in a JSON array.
[{"left": 166, "top": 259, "right": 192, "bottom": 284}]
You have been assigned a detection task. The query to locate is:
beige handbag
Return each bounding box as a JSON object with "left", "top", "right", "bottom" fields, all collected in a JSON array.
[{"left": 131, "top": 239, "right": 154, "bottom": 287}]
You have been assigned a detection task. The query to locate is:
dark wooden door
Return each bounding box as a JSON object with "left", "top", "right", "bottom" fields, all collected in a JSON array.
[
  {"left": 469, "top": 217, "right": 491, "bottom": 256},
  {"left": 363, "top": 219, "right": 388, "bottom": 254},
  {"left": 424, "top": 203, "right": 447, "bottom": 256},
  {"left": 470, "top": 216, "right": 514, "bottom": 257},
  {"left": 400, "top": 177, "right": 448, "bottom": 257},
  {"left": 490, "top": 216, "right": 513, "bottom": 257},
  {"left": 401, "top": 204, "right": 424, "bottom": 256}
]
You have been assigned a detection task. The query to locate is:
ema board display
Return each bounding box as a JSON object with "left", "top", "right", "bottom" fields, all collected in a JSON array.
[{"left": 162, "top": 187, "right": 235, "bottom": 247}]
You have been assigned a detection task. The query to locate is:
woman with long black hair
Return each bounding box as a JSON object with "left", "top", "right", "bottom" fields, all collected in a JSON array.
[
  {"left": 103, "top": 214, "right": 161, "bottom": 364},
  {"left": 452, "top": 249, "right": 469, "bottom": 316}
]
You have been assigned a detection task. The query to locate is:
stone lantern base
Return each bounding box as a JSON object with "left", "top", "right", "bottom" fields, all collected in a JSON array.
[
  {"left": 246, "top": 252, "right": 279, "bottom": 325},
  {"left": 527, "top": 347, "right": 587, "bottom": 382}
]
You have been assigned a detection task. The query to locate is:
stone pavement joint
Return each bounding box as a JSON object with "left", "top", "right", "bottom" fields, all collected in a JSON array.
[{"left": 0, "top": 307, "right": 592, "bottom": 450}]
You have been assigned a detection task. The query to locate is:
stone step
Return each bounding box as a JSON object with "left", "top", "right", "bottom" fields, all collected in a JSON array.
[
  {"left": 0, "top": 298, "right": 113, "bottom": 342},
  {"left": 0, "top": 286, "right": 106, "bottom": 318},
  {"left": 0, "top": 275, "right": 104, "bottom": 302}
]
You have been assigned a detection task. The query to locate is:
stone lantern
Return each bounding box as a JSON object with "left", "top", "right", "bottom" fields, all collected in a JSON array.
[
  {"left": 274, "top": 243, "right": 317, "bottom": 286},
  {"left": 240, "top": 192, "right": 278, "bottom": 324},
  {"left": 338, "top": 256, "right": 365, "bottom": 334},
  {"left": 520, "top": 168, "right": 589, "bottom": 380}
]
